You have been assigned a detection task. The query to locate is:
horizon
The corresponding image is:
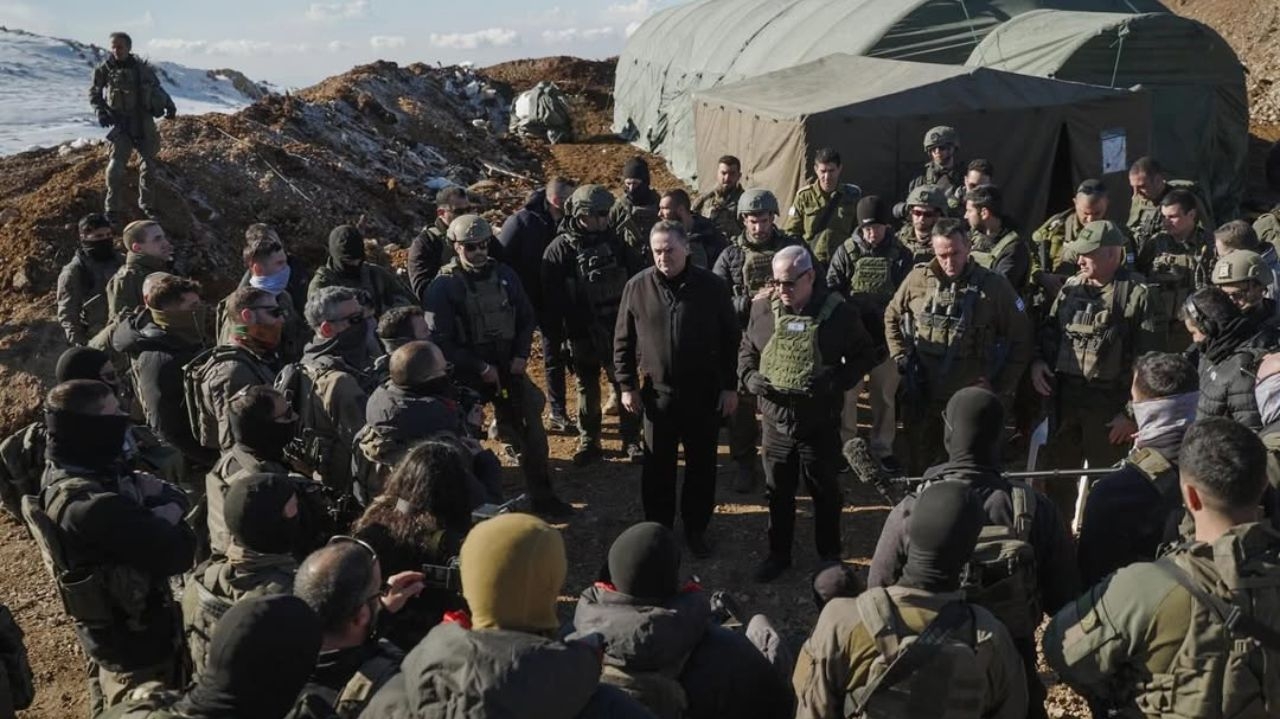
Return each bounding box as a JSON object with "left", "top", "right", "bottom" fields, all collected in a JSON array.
[{"left": 0, "top": 0, "right": 674, "bottom": 87}]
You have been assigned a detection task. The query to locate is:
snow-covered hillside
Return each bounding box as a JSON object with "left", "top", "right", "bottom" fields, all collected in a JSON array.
[{"left": 0, "top": 27, "right": 273, "bottom": 155}]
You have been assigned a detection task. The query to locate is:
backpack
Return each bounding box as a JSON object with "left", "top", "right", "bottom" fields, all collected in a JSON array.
[
  {"left": 274, "top": 361, "right": 341, "bottom": 480},
  {"left": 0, "top": 422, "right": 45, "bottom": 521},
  {"left": 599, "top": 657, "right": 690, "bottom": 719},
  {"left": 0, "top": 602, "right": 34, "bottom": 713},
  {"left": 183, "top": 345, "right": 272, "bottom": 450},
  {"left": 846, "top": 587, "right": 984, "bottom": 719},
  {"left": 296, "top": 641, "right": 403, "bottom": 719},
  {"left": 959, "top": 484, "right": 1041, "bottom": 640}
]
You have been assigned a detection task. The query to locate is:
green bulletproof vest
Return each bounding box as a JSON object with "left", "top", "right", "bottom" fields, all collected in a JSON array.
[
  {"left": 440, "top": 260, "right": 517, "bottom": 354},
  {"left": 1053, "top": 279, "right": 1131, "bottom": 383},
  {"left": 843, "top": 239, "right": 895, "bottom": 301},
  {"left": 1137, "top": 526, "right": 1280, "bottom": 719},
  {"left": 572, "top": 237, "right": 629, "bottom": 324},
  {"left": 846, "top": 588, "right": 985, "bottom": 719},
  {"left": 739, "top": 241, "right": 778, "bottom": 296},
  {"left": 970, "top": 231, "right": 1020, "bottom": 280},
  {"left": 181, "top": 554, "right": 295, "bottom": 679},
  {"left": 104, "top": 63, "right": 144, "bottom": 115},
  {"left": 759, "top": 292, "right": 843, "bottom": 393},
  {"left": 914, "top": 272, "right": 986, "bottom": 362},
  {"left": 1146, "top": 234, "right": 1204, "bottom": 324}
]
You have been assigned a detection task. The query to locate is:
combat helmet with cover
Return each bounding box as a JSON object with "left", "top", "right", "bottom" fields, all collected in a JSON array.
[
  {"left": 568, "top": 184, "right": 614, "bottom": 219},
  {"left": 923, "top": 126, "right": 959, "bottom": 153},
  {"left": 737, "top": 188, "right": 779, "bottom": 217}
]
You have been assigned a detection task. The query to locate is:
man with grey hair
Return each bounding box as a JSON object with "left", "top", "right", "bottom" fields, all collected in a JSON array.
[
  {"left": 289, "top": 285, "right": 374, "bottom": 491},
  {"left": 500, "top": 176, "right": 576, "bottom": 432},
  {"left": 614, "top": 220, "right": 739, "bottom": 556},
  {"left": 739, "top": 245, "right": 882, "bottom": 581}
]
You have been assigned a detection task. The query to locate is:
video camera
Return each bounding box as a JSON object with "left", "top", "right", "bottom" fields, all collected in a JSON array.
[{"left": 419, "top": 494, "right": 529, "bottom": 591}]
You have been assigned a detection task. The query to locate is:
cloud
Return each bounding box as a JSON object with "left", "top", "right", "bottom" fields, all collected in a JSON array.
[
  {"left": 541, "top": 27, "right": 617, "bottom": 44},
  {"left": 147, "top": 38, "right": 309, "bottom": 57},
  {"left": 606, "top": 0, "right": 658, "bottom": 20},
  {"left": 428, "top": 28, "right": 519, "bottom": 50},
  {"left": 369, "top": 35, "right": 405, "bottom": 50},
  {"left": 305, "top": 0, "right": 369, "bottom": 22},
  {"left": 124, "top": 10, "right": 155, "bottom": 29},
  {"left": 625, "top": 21, "right": 643, "bottom": 37},
  {"left": 0, "top": 2, "right": 55, "bottom": 33},
  {"left": 327, "top": 40, "right": 351, "bottom": 53},
  {"left": 148, "top": 38, "right": 209, "bottom": 53}
]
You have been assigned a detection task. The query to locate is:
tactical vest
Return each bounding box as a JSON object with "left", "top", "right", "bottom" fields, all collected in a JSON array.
[
  {"left": 1138, "top": 527, "right": 1280, "bottom": 718},
  {"left": 759, "top": 293, "right": 843, "bottom": 393},
  {"left": 439, "top": 260, "right": 517, "bottom": 357},
  {"left": 1053, "top": 278, "right": 1132, "bottom": 384},
  {"left": 1124, "top": 447, "right": 1186, "bottom": 548},
  {"left": 914, "top": 271, "right": 988, "bottom": 369},
  {"left": 183, "top": 345, "right": 276, "bottom": 450},
  {"left": 301, "top": 641, "right": 404, "bottom": 719},
  {"left": 846, "top": 588, "right": 985, "bottom": 719},
  {"left": 970, "top": 230, "right": 1021, "bottom": 282},
  {"left": 738, "top": 240, "right": 778, "bottom": 296},
  {"left": 104, "top": 62, "right": 145, "bottom": 115},
  {"left": 841, "top": 238, "right": 896, "bottom": 304},
  {"left": 275, "top": 359, "right": 354, "bottom": 483},
  {"left": 946, "top": 482, "right": 1041, "bottom": 640},
  {"left": 22, "top": 472, "right": 157, "bottom": 631},
  {"left": 1146, "top": 234, "right": 1205, "bottom": 322},
  {"left": 181, "top": 555, "right": 295, "bottom": 678},
  {"left": 571, "top": 237, "right": 629, "bottom": 326}
]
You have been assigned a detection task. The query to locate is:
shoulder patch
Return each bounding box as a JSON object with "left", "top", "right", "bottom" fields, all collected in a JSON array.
[
  {"left": 1015, "top": 297, "right": 1026, "bottom": 312},
  {"left": 788, "top": 206, "right": 798, "bottom": 217}
]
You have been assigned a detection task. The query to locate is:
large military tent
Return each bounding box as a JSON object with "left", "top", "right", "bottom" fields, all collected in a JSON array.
[
  {"left": 615, "top": 0, "right": 1166, "bottom": 182},
  {"left": 693, "top": 54, "right": 1151, "bottom": 231},
  {"left": 966, "top": 10, "right": 1246, "bottom": 219}
]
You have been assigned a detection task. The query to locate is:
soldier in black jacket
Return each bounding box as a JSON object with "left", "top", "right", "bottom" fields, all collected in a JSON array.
[
  {"left": 614, "top": 221, "right": 740, "bottom": 556},
  {"left": 543, "top": 184, "right": 645, "bottom": 466}
]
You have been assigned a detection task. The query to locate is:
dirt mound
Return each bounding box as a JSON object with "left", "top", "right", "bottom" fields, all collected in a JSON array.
[{"left": 1170, "top": 0, "right": 1280, "bottom": 126}]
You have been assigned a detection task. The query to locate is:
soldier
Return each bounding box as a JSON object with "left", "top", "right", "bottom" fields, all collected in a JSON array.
[
  {"left": 99, "top": 596, "right": 322, "bottom": 719},
  {"left": 611, "top": 157, "right": 662, "bottom": 255},
  {"left": 190, "top": 287, "right": 283, "bottom": 452},
  {"left": 966, "top": 184, "right": 1030, "bottom": 292},
  {"left": 409, "top": 186, "right": 503, "bottom": 302},
  {"left": 309, "top": 225, "right": 418, "bottom": 318},
  {"left": 896, "top": 184, "right": 948, "bottom": 264},
  {"left": 1031, "top": 220, "right": 1164, "bottom": 513},
  {"left": 1030, "top": 179, "right": 1111, "bottom": 299},
  {"left": 89, "top": 32, "right": 175, "bottom": 222},
  {"left": 25, "top": 379, "right": 194, "bottom": 712},
  {"left": 498, "top": 177, "right": 575, "bottom": 432},
  {"left": 692, "top": 154, "right": 745, "bottom": 238},
  {"left": 182, "top": 473, "right": 299, "bottom": 676},
  {"left": 1046, "top": 418, "right": 1280, "bottom": 718},
  {"left": 868, "top": 387, "right": 1078, "bottom": 719},
  {"left": 1214, "top": 221, "right": 1280, "bottom": 306},
  {"left": 58, "top": 213, "right": 123, "bottom": 347},
  {"left": 885, "top": 218, "right": 1032, "bottom": 474},
  {"left": 1186, "top": 283, "right": 1280, "bottom": 429},
  {"left": 963, "top": 158, "right": 994, "bottom": 195},
  {"left": 740, "top": 246, "right": 882, "bottom": 582},
  {"left": 291, "top": 285, "right": 376, "bottom": 492},
  {"left": 785, "top": 147, "right": 861, "bottom": 266},
  {"left": 1127, "top": 156, "right": 1214, "bottom": 252},
  {"left": 1252, "top": 202, "right": 1280, "bottom": 248},
  {"left": 826, "top": 196, "right": 912, "bottom": 470},
  {"left": 543, "top": 185, "right": 645, "bottom": 466},
  {"left": 1137, "top": 188, "right": 1217, "bottom": 351},
  {"left": 656, "top": 188, "right": 729, "bottom": 270},
  {"left": 226, "top": 225, "right": 309, "bottom": 363},
  {"left": 796, "top": 479, "right": 1028, "bottom": 719},
  {"left": 291, "top": 539, "right": 425, "bottom": 719},
  {"left": 713, "top": 189, "right": 807, "bottom": 491},
  {"left": 1077, "top": 352, "right": 1198, "bottom": 587},
  {"left": 106, "top": 220, "right": 173, "bottom": 318},
  {"left": 908, "top": 126, "right": 964, "bottom": 215},
  {"left": 428, "top": 215, "right": 571, "bottom": 515},
  {"left": 614, "top": 221, "right": 739, "bottom": 556}
]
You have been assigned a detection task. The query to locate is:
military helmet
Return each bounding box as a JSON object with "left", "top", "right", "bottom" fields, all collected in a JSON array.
[
  {"left": 923, "top": 126, "right": 959, "bottom": 153},
  {"left": 447, "top": 214, "right": 493, "bottom": 244},
  {"left": 904, "top": 185, "right": 948, "bottom": 213},
  {"left": 737, "top": 188, "right": 779, "bottom": 216},
  {"left": 1212, "top": 250, "right": 1268, "bottom": 286},
  {"left": 568, "top": 184, "right": 615, "bottom": 218}
]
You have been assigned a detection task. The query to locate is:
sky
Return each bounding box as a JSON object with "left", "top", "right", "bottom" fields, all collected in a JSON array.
[{"left": 0, "top": 0, "right": 675, "bottom": 87}]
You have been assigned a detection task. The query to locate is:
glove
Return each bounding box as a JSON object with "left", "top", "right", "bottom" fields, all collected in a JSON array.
[
  {"left": 745, "top": 372, "right": 774, "bottom": 398},
  {"left": 804, "top": 368, "right": 836, "bottom": 397},
  {"left": 164, "top": 106, "right": 176, "bottom": 120},
  {"left": 97, "top": 110, "right": 114, "bottom": 128}
]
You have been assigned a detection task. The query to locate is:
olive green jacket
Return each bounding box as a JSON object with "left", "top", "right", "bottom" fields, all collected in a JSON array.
[
  {"left": 106, "top": 252, "right": 170, "bottom": 318},
  {"left": 785, "top": 182, "right": 861, "bottom": 264}
]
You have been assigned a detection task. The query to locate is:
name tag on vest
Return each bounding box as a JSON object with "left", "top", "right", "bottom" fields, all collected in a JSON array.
[{"left": 787, "top": 321, "right": 805, "bottom": 331}]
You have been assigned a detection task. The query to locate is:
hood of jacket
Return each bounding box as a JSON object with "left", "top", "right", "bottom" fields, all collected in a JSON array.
[
  {"left": 113, "top": 314, "right": 198, "bottom": 357},
  {"left": 396, "top": 622, "right": 603, "bottom": 719},
  {"left": 571, "top": 585, "right": 709, "bottom": 671}
]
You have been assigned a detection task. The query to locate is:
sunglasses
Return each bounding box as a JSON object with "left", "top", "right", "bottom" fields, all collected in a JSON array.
[
  {"left": 332, "top": 311, "right": 365, "bottom": 326},
  {"left": 911, "top": 209, "right": 939, "bottom": 218},
  {"left": 454, "top": 241, "right": 487, "bottom": 252},
  {"left": 248, "top": 305, "right": 286, "bottom": 318},
  {"left": 769, "top": 270, "right": 811, "bottom": 290},
  {"left": 327, "top": 535, "right": 389, "bottom": 601}
]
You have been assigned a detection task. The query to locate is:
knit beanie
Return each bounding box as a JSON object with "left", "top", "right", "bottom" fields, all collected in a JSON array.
[
  {"left": 622, "top": 157, "right": 650, "bottom": 184},
  {"left": 856, "top": 196, "right": 890, "bottom": 227},
  {"left": 607, "top": 522, "right": 680, "bottom": 602},
  {"left": 460, "top": 513, "right": 566, "bottom": 632},
  {"left": 328, "top": 225, "right": 365, "bottom": 263},
  {"left": 55, "top": 347, "right": 110, "bottom": 382}
]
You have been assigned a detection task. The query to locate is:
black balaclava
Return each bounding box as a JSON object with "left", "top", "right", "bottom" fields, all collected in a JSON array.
[
  {"left": 229, "top": 404, "right": 294, "bottom": 461},
  {"left": 83, "top": 238, "right": 116, "bottom": 262},
  {"left": 942, "top": 387, "right": 1005, "bottom": 471},
  {"left": 811, "top": 562, "right": 864, "bottom": 609},
  {"left": 225, "top": 473, "right": 298, "bottom": 555},
  {"left": 899, "top": 479, "right": 986, "bottom": 592},
  {"left": 622, "top": 157, "right": 651, "bottom": 201},
  {"left": 176, "top": 595, "right": 322, "bottom": 719},
  {"left": 1197, "top": 298, "right": 1259, "bottom": 365},
  {"left": 45, "top": 409, "right": 128, "bottom": 471},
  {"left": 607, "top": 521, "right": 681, "bottom": 603},
  {"left": 328, "top": 225, "right": 365, "bottom": 279},
  {"left": 55, "top": 347, "right": 111, "bottom": 383}
]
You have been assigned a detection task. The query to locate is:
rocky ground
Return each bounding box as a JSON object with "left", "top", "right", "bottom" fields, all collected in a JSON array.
[{"left": 2, "top": 2, "right": 1278, "bottom": 716}]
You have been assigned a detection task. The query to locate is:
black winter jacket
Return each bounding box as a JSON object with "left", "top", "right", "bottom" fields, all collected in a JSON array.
[
  {"left": 1196, "top": 322, "right": 1280, "bottom": 429},
  {"left": 711, "top": 230, "right": 807, "bottom": 326},
  {"left": 424, "top": 260, "right": 535, "bottom": 382},
  {"left": 498, "top": 189, "right": 560, "bottom": 311},
  {"left": 542, "top": 228, "right": 644, "bottom": 346}
]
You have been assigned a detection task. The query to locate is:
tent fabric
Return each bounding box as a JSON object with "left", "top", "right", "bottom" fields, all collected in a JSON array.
[
  {"left": 966, "top": 10, "right": 1247, "bottom": 220},
  {"left": 614, "top": 0, "right": 1166, "bottom": 182},
  {"left": 693, "top": 54, "right": 1151, "bottom": 233}
]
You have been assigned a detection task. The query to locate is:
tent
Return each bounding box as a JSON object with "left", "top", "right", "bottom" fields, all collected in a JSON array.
[
  {"left": 693, "top": 54, "right": 1151, "bottom": 232},
  {"left": 614, "top": 0, "right": 1166, "bottom": 182},
  {"left": 966, "top": 10, "right": 1246, "bottom": 220}
]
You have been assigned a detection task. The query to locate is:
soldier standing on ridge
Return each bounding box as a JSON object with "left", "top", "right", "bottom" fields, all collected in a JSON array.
[
  {"left": 692, "top": 155, "right": 746, "bottom": 239},
  {"left": 908, "top": 126, "right": 964, "bottom": 215},
  {"left": 785, "top": 147, "right": 861, "bottom": 267}
]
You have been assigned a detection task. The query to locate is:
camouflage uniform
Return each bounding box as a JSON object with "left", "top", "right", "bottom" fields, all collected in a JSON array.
[
  {"left": 692, "top": 184, "right": 744, "bottom": 239},
  {"left": 1032, "top": 209, "right": 1090, "bottom": 281},
  {"left": 1126, "top": 180, "right": 1214, "bottom": 254},
  {"left": 1134, "top": 226, "right": 1214, "bottom": 352},
  {"left": 1254, "top": 206, "right": 1280, "bottom": 248},
  {"left": 181, "top": 546, "right": 295, "bottom": 677},
  {"left": 907, "top": 163, "right": 965, "bottom": 216},
  {"left": 785, "top": 182, "right": 861, "bottom": 266},
  {"left": 89, "top": 55, "right": 174, "bottom": 217},
  {"left": 1045, "top": 522, "right": 1280, "bottom": 719}
]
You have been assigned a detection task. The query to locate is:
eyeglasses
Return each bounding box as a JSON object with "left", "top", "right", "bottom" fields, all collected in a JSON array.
[
  {"left": 769, "top": 270, "right": 811, "bottom": 290},
  {"left": 248, "top": 305, "right": 286, "bottom": 318},
  {"left": 328, "top": 535, "right": 388, "bottom": 605},
  {"left": 454, "top": 241, "right": 487, "bottom": 252},
  {"left": 911, "top": 209, "right": 939, "bottom": 218}
]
